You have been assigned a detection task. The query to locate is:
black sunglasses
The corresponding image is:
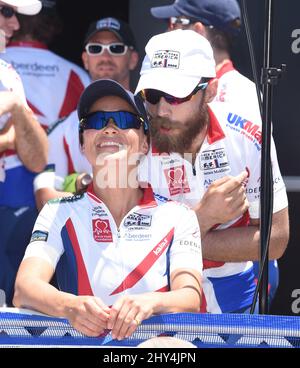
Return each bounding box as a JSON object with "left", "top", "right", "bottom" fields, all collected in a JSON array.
[
  {"left": 0, "top": 5, "right": 17, "bottom": 19},
  {"left": 80, "top": 111, "right": 149, "bottom": 134},
  {"left": 140, "top": 82, "right": 208, "bottom": 106}
]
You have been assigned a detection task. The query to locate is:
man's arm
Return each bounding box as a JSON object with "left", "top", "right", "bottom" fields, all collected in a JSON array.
[
  {"left": 0, "top": 91, "right": 48, "bottom": 172},
  {"left": 201, "top": 207, "right": 289, "bottom": 262},
  {"left": 0, "top": 121, "right": 15, "bottom": 152}
]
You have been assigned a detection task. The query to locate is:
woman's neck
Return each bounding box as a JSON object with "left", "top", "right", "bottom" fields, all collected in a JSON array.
[{"left": 92, "top": 165, "right": 143, "bottom": 228}]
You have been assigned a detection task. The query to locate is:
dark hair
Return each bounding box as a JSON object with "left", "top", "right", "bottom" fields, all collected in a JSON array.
[
  {"left": 79, "top": 121, "right": 84, "bottom": 146},
  {"left": 12, "top": 11, "right": 63, "bottom": 45},
  {"left": 205, "top": 19, "right": 241, "bottom": 54}
]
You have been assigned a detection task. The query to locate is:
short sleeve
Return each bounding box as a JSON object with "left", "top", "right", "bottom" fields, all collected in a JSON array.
[
  {"left": 23, "top": 202, "right": 64, "bottom": 268},
  {"left": 247, "top": 137, "right": 288, "bottom": 219},
  {"left": 169, "top": 205, "right": 202, "bottom": 275}
]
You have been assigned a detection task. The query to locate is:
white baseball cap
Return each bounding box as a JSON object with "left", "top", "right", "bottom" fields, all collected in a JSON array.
[
  {"left": 1, "top": 0, "right": 42, "bottom": 15},
  {"left": 135, "top": 29, "right": 216, "bottom": 98}
]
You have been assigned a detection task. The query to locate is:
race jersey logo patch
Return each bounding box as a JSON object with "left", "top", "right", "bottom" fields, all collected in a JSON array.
[
  {"left": 200, "top": 148, "right": 229, "bottom": 172},
  {"left": 151, "top": 50, "right": 180, "bottom": 69},
  {"left": 30, "top": 230, "right": 48, "bottom": 243},
  {"left": 92, "top": 219, "right": 113, "bottom": 243},
  {"left": 124, "top": 212, "right": 152, "bottom": 227},
  {"left": 164, "top": 165, "right": 191, "bottom": 196},
  {"left": 92, "top": 206, "right": 107, "bottom": 218}
]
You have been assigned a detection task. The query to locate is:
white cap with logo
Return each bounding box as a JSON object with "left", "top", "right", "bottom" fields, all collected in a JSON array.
[
  {"left": 135, "top": 29, "right": 216, "bottom": 98},
  {"left": 1, "top": 0, "right": 42, "bottom": 15}
]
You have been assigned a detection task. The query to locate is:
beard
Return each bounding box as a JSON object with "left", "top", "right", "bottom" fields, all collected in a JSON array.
[{"left": 150, "top": 101, "right": 209, "bottom": 156}]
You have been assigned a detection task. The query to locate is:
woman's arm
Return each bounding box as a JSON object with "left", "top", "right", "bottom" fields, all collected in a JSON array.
[
  {"left": 107, "top": 267, "right": 202, "bottom": 341},
  {"left": 14, "top": 257, "right": 110, "bottom": 336}
]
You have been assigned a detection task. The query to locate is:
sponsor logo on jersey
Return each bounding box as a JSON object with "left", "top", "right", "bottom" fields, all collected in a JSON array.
[
  {"left": 160, "top": 156, "right": 182, "bottom": 166},
  {"left": 204, "top": 178, "right": 214, "bottom": 188},
  {"left": 164, "top": 165, "right": 191, "bottom": 196},
  {"left": 124, "top": 233, "right": 152, "bottom": 242},
  {"left": 10, "top": 61, "right": 59, "bottom": 76},
  {"left": 179, "top": 240, "right": 201, "bottom": 252},
  {"left": 92, "top": 206, "right": 107, "bottom": 218},
  {"left": 30, "top": 230, "right": 49, "bottom": 243},
  {"left": 92, "top": 219, "right": 113, "bottom": 242},
  {"left": 153, "top": 235, "right": 171, "bottom": 256},
  {"left": 227, "top": 113, "right": 262, "bottom": 149},
  {"left": 200, "top": 148, "right": 229, "bottom": 172},
  {"left": 153, "top": 193, "right": 170, "bottom": 203},
  {"left": 124, "top": 212, "right": 152, "bottom": 227},
  {"left": 151, "top": 50, "right": 180, "bottom": 69},
  {"left": 246, "top": 176, "right": 282, "bottom": 200}
]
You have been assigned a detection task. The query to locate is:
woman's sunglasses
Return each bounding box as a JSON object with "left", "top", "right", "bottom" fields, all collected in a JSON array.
[
  {"left": 80, "top": 111, "right": 149, "bottom": 134},
  {"left": 85, "top": 43, "right": 129, "bottom": 56},
  {"left": 0, "top": 5, "right": 17, "bottom": 19},
  {"left": 140, "top": 82, "right": 208, "bottom": 106}
]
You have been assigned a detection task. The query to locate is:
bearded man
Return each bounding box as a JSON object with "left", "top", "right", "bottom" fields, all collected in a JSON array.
[{"left": 136, "top": 30, "right": 289, "bottom": 314}]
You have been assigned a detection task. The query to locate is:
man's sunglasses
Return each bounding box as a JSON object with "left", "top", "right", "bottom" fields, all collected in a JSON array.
[
  {"left": 80, "top": 111, "right": 149, "bottom": 134},
  {"left": 169, "top": 16, "right": 198, "bottom": 29},
  {"left": 169, "top": 16, "right": 214, "bottom": 31},
  {"left": 85, "top": 43, "right": 129, "bottom": 56},
  {"left": 0, "top": 5, "right": 17, "bottom": 19},
  {"left": 140, "top": 82, "right": 208, "bottom": 106}
]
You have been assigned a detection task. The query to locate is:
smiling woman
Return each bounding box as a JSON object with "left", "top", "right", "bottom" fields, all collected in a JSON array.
[{"left": 13, "top": 79, "right": 203, "bottom": 341}]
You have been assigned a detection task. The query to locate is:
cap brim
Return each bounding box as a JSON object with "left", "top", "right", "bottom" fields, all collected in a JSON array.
[
  {"left": 84, "top": 28, "right": 123, "bottom": 45},
  {"left": 3, "top": 0, "right": 42, "bottom": 15},
  {"left": 135, "top": 71, "right": 201, "bottom": 98},
  {"left": 150, "top": 5, "right": 181, "bottom": 19},
  {"left": 78, "top": 79, "right": 138, "bottom": 120}
]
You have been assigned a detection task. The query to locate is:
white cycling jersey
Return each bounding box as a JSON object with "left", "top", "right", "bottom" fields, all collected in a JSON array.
[
  {"left": 24, "top": 186, "right": 202, "bottom": 306},
  {"left": 214, "top": 60, "right": 260, "bottom": 108},
  {"left": 3, "top": 42, "right": 90, "bottom": 128},
  {"left": 48, "top": 111, "right": 91, "bottom": 187},
  {"left": 138, "top": 100, "right": 288, "bottom": 313},
  {"left": 0, "top": 59, "right": 29, "bottom": 185}
]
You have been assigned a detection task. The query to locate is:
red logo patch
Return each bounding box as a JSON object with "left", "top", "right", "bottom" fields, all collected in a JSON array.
[
  {"left": 92, "top": 219, "right": 113, "bottom": 242},
  {"left": 164, "top": 166, "right": 191, "bottom": 196}
]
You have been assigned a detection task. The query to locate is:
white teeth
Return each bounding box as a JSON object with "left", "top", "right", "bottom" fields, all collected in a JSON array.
[{"left": 98, "top": 141, "right": 123, "bottom": 148}]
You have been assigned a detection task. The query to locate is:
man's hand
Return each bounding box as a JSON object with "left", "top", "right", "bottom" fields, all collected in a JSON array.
[{"left": 194, "top": 171, "right": 249, "bottom": 237}]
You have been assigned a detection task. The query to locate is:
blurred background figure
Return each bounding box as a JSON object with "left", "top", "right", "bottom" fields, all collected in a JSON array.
[
  {"left": 2, "top": 0, "right": 90, "bottom": 129},
  {"left": 0, "top": 0, "right": 48, "bottom": 306}
]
